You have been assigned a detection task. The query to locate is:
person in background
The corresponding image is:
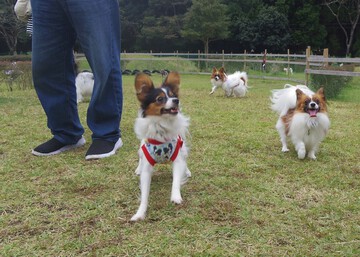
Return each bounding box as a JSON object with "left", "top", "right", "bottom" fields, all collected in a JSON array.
[{"left": 15, "top": 0, "right": 123, "bottom": 160}]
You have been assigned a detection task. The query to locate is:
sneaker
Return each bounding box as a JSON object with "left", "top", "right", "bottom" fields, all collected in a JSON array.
[
  {"left": 85, "top": 138, "right": 123, "bottom": 160},
  {"left": 32, "top": 136, "right": 86, "bottom": 156}
]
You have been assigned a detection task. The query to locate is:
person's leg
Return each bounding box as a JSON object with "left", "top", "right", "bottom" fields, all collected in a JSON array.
[
  {"left": 65, "top": 0, "right": 123, "bottom": 159},
  {"left": 31, "top": 0, "right": 84, "bottom": 152}
]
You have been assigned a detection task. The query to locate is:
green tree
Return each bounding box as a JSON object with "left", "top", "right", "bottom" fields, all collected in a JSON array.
[
  {"left": 181, "top": 0, "right": 230, "bottom": 54},
  {"left": 0, "top": 0, "right": 27, "bottom": 55},
  {"left": 235, "top": 6, "right": 290, "bottom": 53},
  {"left": 278, "top": 1, "right": 327, "bottom": 52}
]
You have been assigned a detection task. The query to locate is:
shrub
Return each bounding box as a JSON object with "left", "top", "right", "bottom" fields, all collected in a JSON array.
[{"left": 310, "top": 64, "right": 354, "bottom": 99}]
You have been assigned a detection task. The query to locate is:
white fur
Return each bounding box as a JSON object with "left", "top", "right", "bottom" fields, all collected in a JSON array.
[
  {"left": 131, "top": 111, "right": 191, "bottom": 221},
  {"left": 271, "top": 84, "right": 330, "bottom": 160},
  {"left": 75, "top": 72, "right": 94, "bottom": 103},
  {"left": 210, "top": 71, "right": 249, "bottom": 97}
]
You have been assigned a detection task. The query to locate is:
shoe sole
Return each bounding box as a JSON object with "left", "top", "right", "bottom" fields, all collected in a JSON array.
[
  {"left": 31, "top": 136, "right": 86, "bottom": 156},
  {"left": 85, "top": 138, "right": 123, "bottom": 160}
]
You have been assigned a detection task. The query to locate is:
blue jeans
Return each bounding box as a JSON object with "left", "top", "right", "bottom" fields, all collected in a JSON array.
[{"left": 31, "top": 0, "right": 122, "bottom": 144}]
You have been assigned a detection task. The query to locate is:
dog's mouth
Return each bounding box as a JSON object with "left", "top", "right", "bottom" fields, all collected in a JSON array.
[
  {"left": 161, "top": 107, "right": 179, "bottom": 115},
  {"left": 307, "top": 108, "right": 319, "bottom": 117}
]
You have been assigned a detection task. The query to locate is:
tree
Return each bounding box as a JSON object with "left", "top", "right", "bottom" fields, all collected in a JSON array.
[
  {"left": 0, "top": 0, "right": 27, "bottom": 55},
  {"left": 181, "top": 0, "right": 230, "bottom": 54},
  {"left": 235, "top": 6, "right": 290, "bottom": 53},
  {"left": 275, "top": 0, "right": 327, "bottom": 52},
  {"left": 323, "top": 0, "right": 360, "bottom": 56}
]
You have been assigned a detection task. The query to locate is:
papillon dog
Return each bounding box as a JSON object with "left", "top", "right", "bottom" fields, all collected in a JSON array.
[
  {"left": 74, "top": 62, "right": 94, "bottom": 103},
  {"left": 75, "top": 71, "right": 94, "bottom": 103},
  {"left": 209, "top": 67, "right": 249, "bottom": 97},
  {"left": 131, "top": 71, "right": 191, "bottom": 221},
  {"left": 271, "top": 84, "right": 330, "bottom": 160}
]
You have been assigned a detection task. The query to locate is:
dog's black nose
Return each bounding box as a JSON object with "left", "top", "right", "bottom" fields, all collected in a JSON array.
[
  {"left": 310, "top": 102, "right": 316, "bottom": 108},
  {"left": 172, "top": 99, "right": 179, "bottom": 105}
]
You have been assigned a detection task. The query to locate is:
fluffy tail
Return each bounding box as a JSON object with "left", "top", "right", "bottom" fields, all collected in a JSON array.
[
  {"left": 239, "top": 71, "right": 249, "bottom": 88},
  {"left": 270, "top": 84, "right": 312, "bottom": 116}
]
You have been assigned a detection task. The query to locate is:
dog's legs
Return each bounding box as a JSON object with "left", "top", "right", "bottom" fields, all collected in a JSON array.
[
  {"left": 209, "top": 85, "right": 218, "bottom": 95},
  {"left": 181, "top": 166, "right": 191, "bottom": 185},
  {"left": 307, "top": 144, "right": 319, "bottom": 160},
  {"left": 131, "top": 162, "right": 153, "bottom": 221},
  {"left": 307, "top": 150, "right": 316, "bottom": 160},
  {"left": 276, "top": 119, "right": 289, "bottom": 152},
  {"left": 295, "top": 141, "right": 306, "bottom": 159},
  {"left": 171, "top": 159, "right": 187, "bottom": 204},
  {"left": 135, "top": 149, "right": 142, "bottom": 175}
]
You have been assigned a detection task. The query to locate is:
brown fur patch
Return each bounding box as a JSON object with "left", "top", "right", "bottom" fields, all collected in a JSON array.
[{"left": 281, "top": 108, "right": 295, "bottom": 135}]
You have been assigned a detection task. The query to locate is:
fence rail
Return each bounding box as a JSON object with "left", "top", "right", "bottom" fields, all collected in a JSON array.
[{"left": 77, "top": 49, "right": 360, "bottom": 85}]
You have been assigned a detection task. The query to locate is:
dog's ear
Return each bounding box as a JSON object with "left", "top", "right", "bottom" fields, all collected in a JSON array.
[
  {"left": 135, "top": 73, "right": 154, "bottom": 102},
  {"left": 163, "top": 71, "right": 180, "bottom": 96},
  {"left": 295, "top": 88, "right": 304, "bottom": 100},
  {"left": 316, "top": 87, "right": 326, "bottom": 102},
  {"left": 212, "top": 67, "right": 217, "bottom": 73},
  {"left": 219, "top": 67, "right": 225, "bottom": 73}
]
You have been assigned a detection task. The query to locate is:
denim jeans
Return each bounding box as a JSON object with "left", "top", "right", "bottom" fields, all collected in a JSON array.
[{"left": 31, "top": 0, "right": 122, "bottom": 144}]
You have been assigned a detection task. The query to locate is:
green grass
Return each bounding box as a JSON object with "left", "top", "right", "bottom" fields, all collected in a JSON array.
[{"left": 1, "top": 74, "right": 360, "bottom": 256}]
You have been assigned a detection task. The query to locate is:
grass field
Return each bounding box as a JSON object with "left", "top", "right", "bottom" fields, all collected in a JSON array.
[{"left": 1, "top": 74, "right": 360, "bottom": 256}]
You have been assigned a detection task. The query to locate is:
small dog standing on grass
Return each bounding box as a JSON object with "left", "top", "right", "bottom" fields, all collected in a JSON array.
[
  {"left": 209, "top": 67, "right": 249, "bottom": 97},
  {"left": 131, "top": 71, "right": 191, "bottom": 221},
  {"left": 271, "top": 84, "right": 330, "bottom": 160}
]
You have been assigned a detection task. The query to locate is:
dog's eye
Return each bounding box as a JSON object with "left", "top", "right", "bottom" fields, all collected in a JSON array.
[{"left": 156, "top": 96, "right": 165, "bottom": 103}]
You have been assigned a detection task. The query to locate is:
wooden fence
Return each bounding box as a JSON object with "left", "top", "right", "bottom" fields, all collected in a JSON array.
[
  {"left": 78, "top": 48, "right": 360, "bottom": 85},
  {"left": 305, "top": 46, "right": 360, "bottom": 85}
]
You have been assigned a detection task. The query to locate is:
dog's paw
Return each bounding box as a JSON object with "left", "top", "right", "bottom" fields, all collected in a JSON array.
[
  {"left": 209, "top": 91, "right": 214, "bottom": 95},
  {"left": 307, "top": 152, "right": 317, "bottom": 160},
  {"left": 130, "top": 213, "right": 146, "bottom": 222},
  {"left": 281, "top": 146, "right": 289, "bottom": 152},
  {"left": 171, "top": 195, "right": 183, "bottom": 204},
  {"left": 297, "top": 149, "right": 306, "bottom": 159}
]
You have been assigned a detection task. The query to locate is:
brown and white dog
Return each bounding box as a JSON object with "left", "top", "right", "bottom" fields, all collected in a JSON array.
[
  {"left": 131, "top": 72, "right": 191, "bottom": 221},
  {"left": 271, "top": 84, "right": 330, "bottom": 160},
  {"left": 209, "top": 67, "right": 249, "bottom": 97}
]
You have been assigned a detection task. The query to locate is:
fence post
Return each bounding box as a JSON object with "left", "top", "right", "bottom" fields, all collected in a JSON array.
[
  {"left": 243, "top": 50, "right": 247, "bottom": 71},
  {"left": 198, "top": 50, "right": 201, "bottom": 71},
  {"left": 287, "top": 49, "right": 290, "bottom": 77},
  {"left": 323, "top": 48, "right": 329, "bottom": 67},
  {"left": 150, "top": 50, "right": 152, "bottom": 70},
  {"left": 222, "top": 50, "right": 225, "bottom": 68},
  {"left": 305, "top": 46, "right": 311, "bottom": 86}
]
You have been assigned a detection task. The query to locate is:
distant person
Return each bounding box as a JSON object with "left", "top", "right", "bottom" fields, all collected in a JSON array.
[{"left": 15, "top": 0, "right": 123, "bottom": 160}]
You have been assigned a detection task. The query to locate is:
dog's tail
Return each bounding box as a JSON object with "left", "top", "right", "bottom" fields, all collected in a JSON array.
[
  {"left": 270, "top": 84, "right": 300, "bottom": 116},
  {"left": 238, "top": 71, "right": 249, "bottom": 88}
]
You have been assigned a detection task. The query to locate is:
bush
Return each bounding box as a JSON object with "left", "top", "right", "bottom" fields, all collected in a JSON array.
[{"left": 310, "top": 64, "right": 354, "bottom": 99}]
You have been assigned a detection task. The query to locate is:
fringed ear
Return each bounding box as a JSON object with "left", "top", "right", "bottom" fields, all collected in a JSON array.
[
  {"left": 219, "top": 67, "right": 225, "bottom": 73},
  {"left": 316, "top": 87, "right": 326, "bottom": 102},
  {"left": 134, "top": 73, "right": 154, "bottom": 102},
  {"left": 295, "top": 88, "right": 304, "bottom": 100},
  {"left": 163, "top": 71, "right": 180, "bottom": 96},
  {"left": 212, "top": 67, "right": 217, "bottom": 73}
]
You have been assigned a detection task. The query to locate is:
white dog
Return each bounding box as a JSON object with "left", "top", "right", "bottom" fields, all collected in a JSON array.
[
  {"left": 210, "top": 67, "right": 249, "bottom": 97},
  {"left": 131, "top": 71, "right": 191, "bottom": 221},
  {"left": 75, "top": 71, "right": 94, "bottom": 103},
  {"left": 271, "top": 84, "right": 330, "bottom": 160}
]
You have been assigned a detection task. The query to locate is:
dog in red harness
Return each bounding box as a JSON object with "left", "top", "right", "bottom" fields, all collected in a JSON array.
[{"left": 131, "top": 72, "right": 191, "bottom": 221}]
